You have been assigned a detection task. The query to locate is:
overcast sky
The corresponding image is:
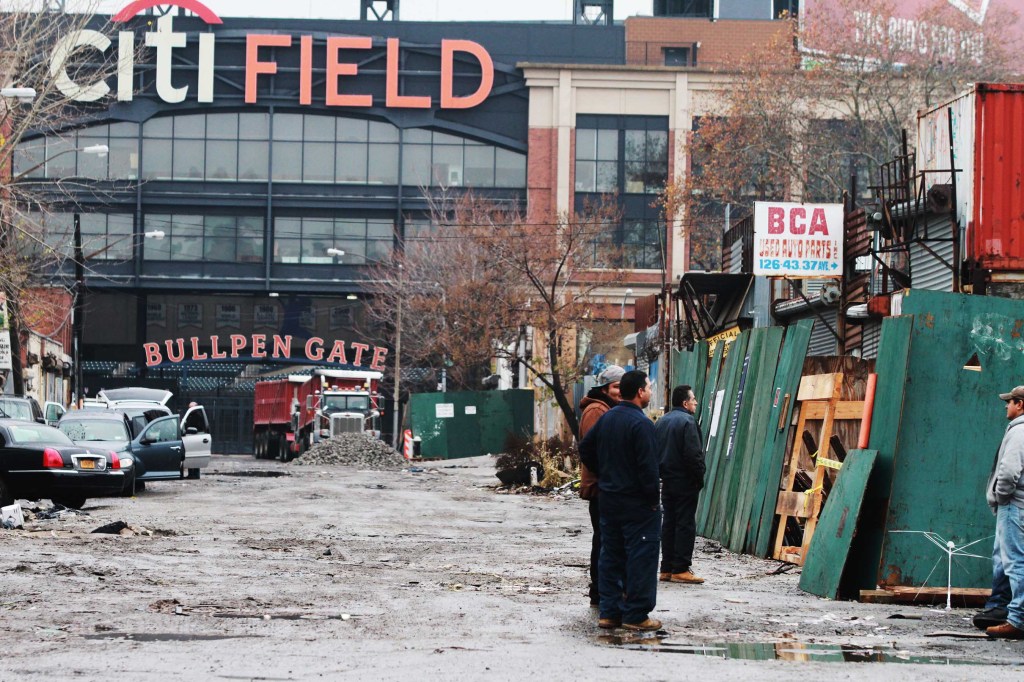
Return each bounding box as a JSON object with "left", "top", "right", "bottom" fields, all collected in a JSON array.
[{"left": 71, "top": 0, "right": 655, "bottom": 21}]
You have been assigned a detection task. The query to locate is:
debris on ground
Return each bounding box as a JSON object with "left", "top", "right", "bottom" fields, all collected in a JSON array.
[
  {"left": 292, "top": 433, "right": 407, "bottom": 469},
  {"left": 1, "top": 503, "right": 25, "bottom": 529},
  {"left": 91, "top": 521, "right": 155, "bottom": 536},
  {"left": 24, "top": 504, "right": 89, "bottom": 521}
]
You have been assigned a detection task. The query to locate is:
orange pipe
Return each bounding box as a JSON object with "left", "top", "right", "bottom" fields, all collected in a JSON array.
[{"left": 857, "top": 373, "right": 877, "bottom": 449}]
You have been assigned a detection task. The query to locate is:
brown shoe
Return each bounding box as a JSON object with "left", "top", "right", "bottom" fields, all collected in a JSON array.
[
  {"left": 659, "top": 572, "right": 672, "bottom": 582},
  {"left": 670, "top": 571, "right": 705, "bottom": 584},
  {"left": 986, "top": 622, "right": 1024, "bottom": 639},
  {"left": 622, "top": 618, "right": 662, "bottom": 631},
  {"left": 598, "top": 617, "right": 621, "bottom": 629}
]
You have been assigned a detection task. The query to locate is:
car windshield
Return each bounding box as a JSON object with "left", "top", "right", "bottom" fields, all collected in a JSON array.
[
  {"left": 0, "top": 399, "right": 32, "bottom": 420},
  {"left": 59, "top": 419, "right": 130, "bottom": 443},
  {"left": 7, "top": 423, "right": 73, "bottom": 445},
  {"left": 323, "top": 395, "right": 370, "bottom": 411}
]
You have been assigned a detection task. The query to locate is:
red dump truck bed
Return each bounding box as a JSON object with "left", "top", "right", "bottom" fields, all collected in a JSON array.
[{"left": 254, "top": 377, "right": 310, "bottom": 427}]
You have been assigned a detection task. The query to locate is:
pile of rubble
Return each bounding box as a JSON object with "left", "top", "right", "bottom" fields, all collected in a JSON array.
[{"left": 292, "top": 433, "right": 407, "bottom": 469}]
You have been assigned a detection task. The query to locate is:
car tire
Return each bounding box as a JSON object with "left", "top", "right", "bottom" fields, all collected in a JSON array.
[
  {"left": 0, "top": 477, "right": 13, "bottom": 507},
  {"left": 52, "top": 496, "right": 86, "bottom": 510},
  {"left": 119, "top": 473, "right": 137, "bottom": 497},
  {"left": 187, "top": 468, "right": 200, "bottom": 480},
  {"left": 135, "top": 480, "right": 146, "bottom": 493}
]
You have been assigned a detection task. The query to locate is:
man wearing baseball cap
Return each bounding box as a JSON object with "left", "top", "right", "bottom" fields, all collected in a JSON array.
[
  {"left": 984, "top": 385, "right": 1024, "bottom": 639},
  {"left": 577, "top": 364, "right": 624, "bottom": 607}
]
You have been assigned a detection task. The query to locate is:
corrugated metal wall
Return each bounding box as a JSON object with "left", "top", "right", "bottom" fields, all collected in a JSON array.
[
  {"left": 909, "top": 216, "right": 955, "bottom": 291},
  {"left": 860, "top": 320, "right": 882, "bottom": 359},
  {"left": 807, "top": 310, "right": 839, "bottom": 356}
]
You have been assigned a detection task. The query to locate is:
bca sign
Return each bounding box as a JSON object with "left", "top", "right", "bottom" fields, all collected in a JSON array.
[{"left": 753, "top": 202, "right": 844, "bottom": 278}]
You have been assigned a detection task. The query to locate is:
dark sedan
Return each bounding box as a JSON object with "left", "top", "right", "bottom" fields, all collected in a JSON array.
[{"left": 0, "top": 419, "right": 125, "bottom": 509}]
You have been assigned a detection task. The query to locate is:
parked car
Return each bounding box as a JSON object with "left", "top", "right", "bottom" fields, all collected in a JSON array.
[
  {"left": 0, "top": 419, "right": 125, "bottom": 509},
  {"left": 0, "top": 396, "right": 65, "bottom": 426},
  {"left": 96, "top": 388, "right": 211, "bottom": 480},
  {"left": 122, "top": 415, "right": 188, "bottom": 485},
  {"left": 57, "top": 412, "right": 138, "bottom": 496}
]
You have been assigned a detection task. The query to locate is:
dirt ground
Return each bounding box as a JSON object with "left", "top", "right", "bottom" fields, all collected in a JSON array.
[{"left": 1, "top": 454, "right": 1022, "bottom": 681}]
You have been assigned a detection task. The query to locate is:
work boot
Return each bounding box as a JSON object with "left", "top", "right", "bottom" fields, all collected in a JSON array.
[
  {"left": 622, "top": 618, "right": 662, "bottom": 632},
  {"left": 659, "top": 572, "right": 672, "bottom": 582},
  {"left": 598, "top": 617, "right": 621, "bottom": 629},
  {"left": 973, "top": 606, "right": 1008, "bottom": 630},
  {"left": 670, "top": 570, "right": 705, "bottom": 584},
  {"left": 986, "top": 622, "right": 1024, "bottom": 639}
]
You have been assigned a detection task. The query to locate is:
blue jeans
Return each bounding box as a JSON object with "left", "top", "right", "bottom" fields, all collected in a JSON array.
[
  {"left": 986, "top": 523, "right": 1012, "bottom": 610},
  {"left": 598, "top": 494, "right": 661, "bottom": 624},
  {"left": 996, "top": 504, "right": 1024, "bottom": 629}
]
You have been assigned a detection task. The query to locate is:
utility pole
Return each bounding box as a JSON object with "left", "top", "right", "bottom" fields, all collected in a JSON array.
[
  {"left": 391, "top": 264, "right": 403, "bottom": 450},
  {"left": 72, "top": 212, "right": 83, "bottom": 406}
]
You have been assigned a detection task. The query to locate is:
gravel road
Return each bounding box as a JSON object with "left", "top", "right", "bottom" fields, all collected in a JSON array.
[{"left": 0, "top": 454, "right": 1021, "bottom": 681}]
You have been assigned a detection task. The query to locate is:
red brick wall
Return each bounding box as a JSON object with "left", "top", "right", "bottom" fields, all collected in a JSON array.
[
  {"left": 22, "top": 288, "right": 73, "bottom": 352},
  {"left": 528, "top": 127, "right": 558, "bottom": 223},
  {"left": 625, "top": 17, "right": 789, "bottom": 69}
]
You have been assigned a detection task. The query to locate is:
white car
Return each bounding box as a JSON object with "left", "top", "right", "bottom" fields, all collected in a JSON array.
[{"left": 96, "top": 388, "right": 212, "bottom": 480}]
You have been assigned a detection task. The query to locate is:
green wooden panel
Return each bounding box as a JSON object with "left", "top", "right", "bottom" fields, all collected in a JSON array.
[
  {"left": 698, "top": 341, "right": 725, "bottom": 431},
  {"left": 750, "top": 320, "right": 814, "bottom": 556},
  {"left": 845, "top": 315, "right": 913, "bottom": 589},
  {"left": 697, "top": 331, "right": 750, "bottom": 537},
  {"left": 727, "top": 326, "right": 784, "bottom": 553},
  {"left": 670, "top": 342, "right": 709, "bottom": 412},
  {"left": 799, "top": 449, "right": 878, "bottom": 600},
  {"left": 711, "top": 329, "right": 767, "bottom": 545},
  {"left": 878, "top": 290, "right": 1024, "bottom": 588},
  {"left": 409, "top": 390, "right": 534, "bottom": 459}
]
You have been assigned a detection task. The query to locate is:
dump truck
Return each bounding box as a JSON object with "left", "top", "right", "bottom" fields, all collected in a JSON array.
[{"left": 252, "top": 369, "right": 382, "bottom": 461}]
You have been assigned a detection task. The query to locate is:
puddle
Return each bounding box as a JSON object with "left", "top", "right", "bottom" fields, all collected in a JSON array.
[
  {"left": 84, "top": 632, "right": 263, "bottom": 642},
  {"left": 207, "top": 471, "right": 290, "bottom": 478},
  {"left": 597, "top": 636, "right": 1006, "bottom": 665}
]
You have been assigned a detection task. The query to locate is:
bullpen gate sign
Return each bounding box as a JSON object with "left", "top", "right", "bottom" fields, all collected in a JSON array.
[{"left": 753, "top": 201, "right": 844, "bottom": 278}]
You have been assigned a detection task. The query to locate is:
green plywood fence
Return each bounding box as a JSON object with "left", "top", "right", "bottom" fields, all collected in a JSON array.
[
  {"left": 750, "top": 320, "right": 813, "bottom": 556},
  {"left": 408, "top": 389, "right": 534, "bottom": 459},
  {"left": 800, "top": 449, "right": 878, "bottom": 600},
  {"left": 875, "top": 290, "right": 1024, "bottom": 589}
]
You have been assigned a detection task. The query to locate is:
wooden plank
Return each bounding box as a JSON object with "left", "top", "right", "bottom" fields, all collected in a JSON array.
[
  {"left": 799, "top": 449, "right": 878, "bottom": 600},
  {"left": 772, "top": 401, "right": 813, "bottom": 560},
  {"left": 775, "top": 490, "right": 813, "bottom": 518},
  {"left": 797, "top": 373, "right": 844, "bottom": 563},
  {"left": 750, "top": 320, "right": 813, "bottom": 556},
  {"left": 801, "top": 401, "right": 865, "bottom": 421},
  {"left": 797, "top": 373, "right": 838, "bottom": 401},
  {"left": 860, "top": 586, "right": 990, "bottom": 608}
]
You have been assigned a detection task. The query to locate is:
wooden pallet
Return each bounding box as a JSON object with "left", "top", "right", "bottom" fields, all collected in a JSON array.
[
  {"left": 771, "top": 373, "right": 864, "bottom": 565},
  {"left": 859, "top": 587, "right": 991, "bottom": 607}
]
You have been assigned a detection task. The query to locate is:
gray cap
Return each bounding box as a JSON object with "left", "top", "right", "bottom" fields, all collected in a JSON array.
[
  {"left": 597, "top": 364, "right": 625, "bottom": 387},
  {"left": 1000, "top": 385, "right": 1024, "bottom": 401}
]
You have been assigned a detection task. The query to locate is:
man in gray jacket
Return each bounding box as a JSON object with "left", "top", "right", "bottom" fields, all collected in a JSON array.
[{"left": 985, "top": 385, "right": 1024, "bottom": 639}]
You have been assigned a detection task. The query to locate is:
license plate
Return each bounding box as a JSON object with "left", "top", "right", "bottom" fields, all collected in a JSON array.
[{"left": 79, "top": 459, "right": 96, "bottom": 469}]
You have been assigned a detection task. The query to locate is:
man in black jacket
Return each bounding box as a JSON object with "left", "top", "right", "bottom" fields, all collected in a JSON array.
[
  {"left": 578, "top": 370, "right": 662, "bottom": 632},
  {"left": 656, "top": 385, "right": 706, "bottom": 584}
]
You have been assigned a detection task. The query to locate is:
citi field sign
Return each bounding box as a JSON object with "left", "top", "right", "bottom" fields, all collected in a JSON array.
[{"left": 50, "top": 0, "right": 495, "bottom": 108}]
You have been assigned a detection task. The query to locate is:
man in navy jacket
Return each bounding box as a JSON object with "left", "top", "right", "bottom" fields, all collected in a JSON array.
[
  {"left": 656, "top": 385, "right": 706, "bottom": 585},
  {"left": 579, "top": 370, "right": 662, "bottom": 632}
]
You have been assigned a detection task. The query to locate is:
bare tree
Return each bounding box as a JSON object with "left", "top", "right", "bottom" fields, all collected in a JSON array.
[
  {"left": 364, "top": 192, "right": 623, "bottom": 439},
  {"left": 680, "top": 0, "right": 1019, "bottom": 267},
  {"left": 1, "top": 2, "right": 119, "bottom": 394}
]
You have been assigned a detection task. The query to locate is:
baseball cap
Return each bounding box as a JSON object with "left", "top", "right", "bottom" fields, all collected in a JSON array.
[
  {"left": 999, "top": 385, "right": 1024, "bottom": 401},
  {"left": 597, "top": 364, "right": 625, "bottom": 387}
]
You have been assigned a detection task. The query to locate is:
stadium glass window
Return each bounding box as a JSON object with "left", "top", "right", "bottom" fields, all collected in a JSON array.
[
  {"left": 272, "top": 217, "right": 395, "bottom": 264},
  {"left": 143, "top": 214, "right": 265, "bottom": 263}
]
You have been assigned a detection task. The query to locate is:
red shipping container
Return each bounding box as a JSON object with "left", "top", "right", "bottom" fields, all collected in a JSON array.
[{"left": 918, "top": 83, "right": 1024, "bottom": 272}]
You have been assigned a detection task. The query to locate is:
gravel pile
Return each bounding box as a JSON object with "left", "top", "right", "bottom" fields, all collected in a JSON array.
[{"left": 292, "top": 433, "right": 407, "bottom": 469}]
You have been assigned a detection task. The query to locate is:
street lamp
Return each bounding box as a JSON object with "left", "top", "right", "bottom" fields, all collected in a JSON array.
[
  {"left": 0, "top": 87, "right": 37, "bottom": 104},
  {"left": 326, "top": 248, "right": 345, "bottom": 258},
  {"left": 620, "top": 287, "right": 633, "bottom": 320}
]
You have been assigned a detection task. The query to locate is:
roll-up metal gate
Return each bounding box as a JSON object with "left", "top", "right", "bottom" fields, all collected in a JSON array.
[
  {"left": 807, "top": 310, "right": 840, "bottom": 357},
  {"left": 909, "top": 215, "right": 956, "bottom": 292}
]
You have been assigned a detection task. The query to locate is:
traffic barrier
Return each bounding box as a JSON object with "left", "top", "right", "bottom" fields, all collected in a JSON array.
[{"left": 403, "top": 429, "right": 413, "bottom": 459}]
